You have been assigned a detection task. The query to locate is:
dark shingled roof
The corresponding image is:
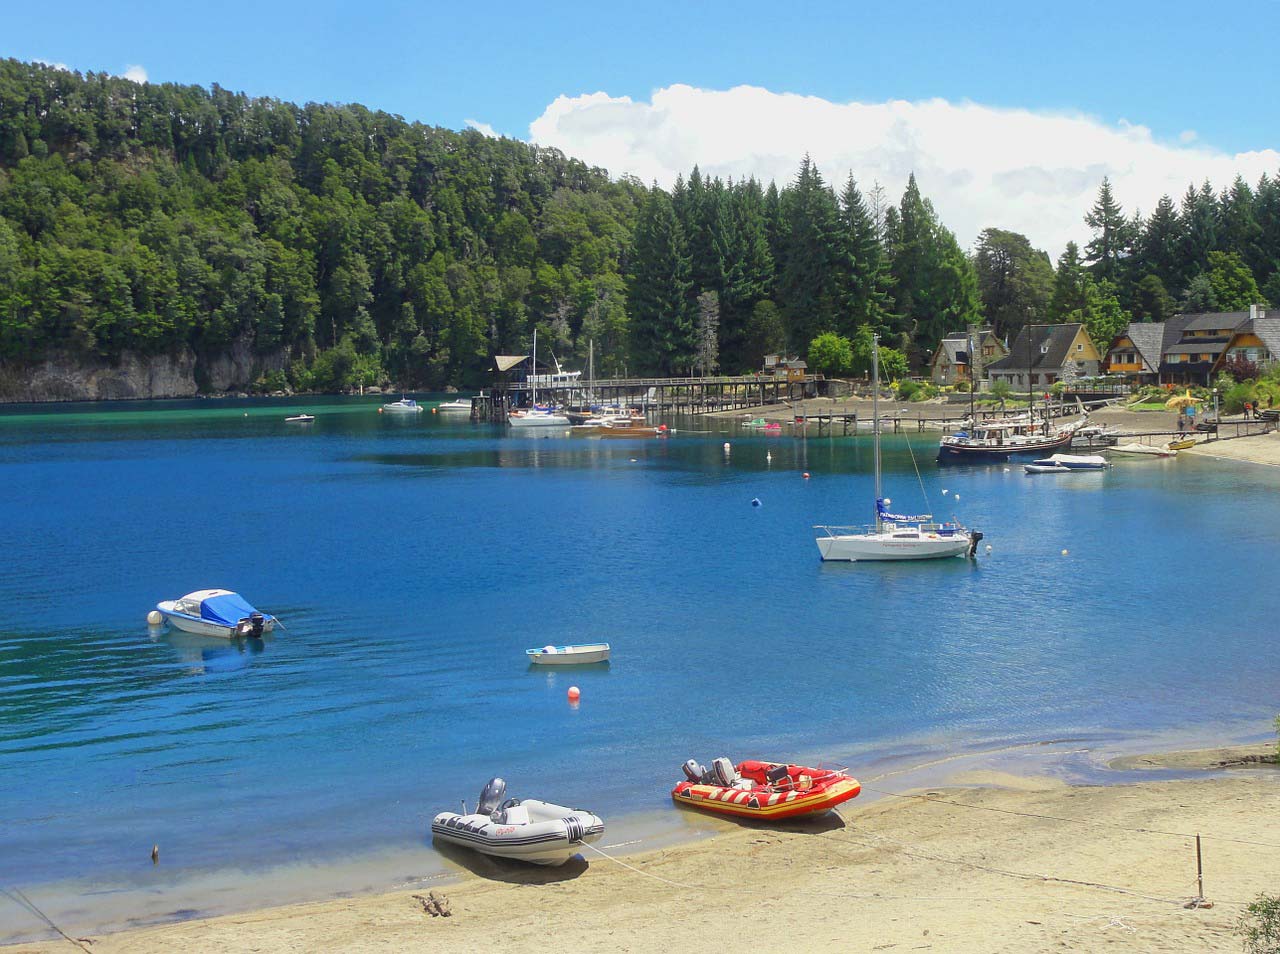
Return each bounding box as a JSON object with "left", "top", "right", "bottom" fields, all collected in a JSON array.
[
  {"left": 1122, "top": 322, "right": 1164, "bottom": 374},
  {"left": 1236, "top": 317, "right": 1280, "bottom": 357},
  {"left": 987, "top": 324, "right": 1084, "bottom": 372},
  {"left": 938, "top": 338, "right": 970, "bottom": 365},
  {"left": 1181, "top": 311, "right": 1250, "bottom": 332}
]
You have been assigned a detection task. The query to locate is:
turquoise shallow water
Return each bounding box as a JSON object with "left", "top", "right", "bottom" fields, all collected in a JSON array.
[{"left": 1, "top": 396, "right": 1277, "bottom": 934}]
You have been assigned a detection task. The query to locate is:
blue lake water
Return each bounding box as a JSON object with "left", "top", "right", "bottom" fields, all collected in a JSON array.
[{"left": 1, "top": 396, "right": 1277, "bottom": 935}]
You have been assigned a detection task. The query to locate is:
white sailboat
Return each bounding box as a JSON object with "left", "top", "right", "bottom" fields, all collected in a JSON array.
[
  {"left": 815, "top": 337, "right": 983, "bottom": 562},
  {"left": 508, "top": 328, "right": 570, "bottom": 429}
]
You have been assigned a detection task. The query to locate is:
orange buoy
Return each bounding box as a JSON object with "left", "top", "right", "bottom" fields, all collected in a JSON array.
[
  {"left": 803, "top": 472, "right": 811, "bottom": 479},
  {"left": 567, "top": 686, "right": 581, "bottom": 702}
]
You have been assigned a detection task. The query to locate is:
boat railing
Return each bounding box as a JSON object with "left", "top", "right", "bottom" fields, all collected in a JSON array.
[{"left": 813, "top": 524, "right": 877, "bottom": 537}]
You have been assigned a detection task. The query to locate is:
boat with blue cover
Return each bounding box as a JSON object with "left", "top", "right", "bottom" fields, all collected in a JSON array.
[{"left": 156, "top": 589, "right": 277, "bottom": 639}]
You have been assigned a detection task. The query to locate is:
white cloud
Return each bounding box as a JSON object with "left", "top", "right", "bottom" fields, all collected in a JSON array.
[
  {"left": 122, "top": 64, "right": 148, "bottom": 84},
  {"left": 528, "top": 84, "right": 1280, "bottom": 258},
  {"left": 464, "top": 118, "right": 498, "bottom": 138},
  {"left": 34, "top": 58, "right": 71, "bottom": 71}
]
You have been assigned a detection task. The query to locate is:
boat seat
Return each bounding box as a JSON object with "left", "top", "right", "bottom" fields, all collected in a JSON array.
[{"left": 491, "top": 804, "right": 530, "bottom": 826}]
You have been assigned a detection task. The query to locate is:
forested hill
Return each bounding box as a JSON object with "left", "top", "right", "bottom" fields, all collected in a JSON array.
[
  {"left": 0, "top": 58, "right": 642, "bottom": 392},
  {"left": 2, "top": 57, "right": 1279, "bottom": 399}
]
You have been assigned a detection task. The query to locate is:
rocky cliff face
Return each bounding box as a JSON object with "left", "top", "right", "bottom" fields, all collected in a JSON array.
[{"left": 0, "top": 343, "right": 288, "bottom": 403}]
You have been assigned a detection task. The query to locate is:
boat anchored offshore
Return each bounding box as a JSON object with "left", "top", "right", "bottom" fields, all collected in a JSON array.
[
  {"left": 815, "top": 336, "right": 981, "bottom": 562},
  {"left": 285, "top": 413, "right": 315, "bottom": 423},
  {"left": 1023, "top": 453, "right": 1108, "bottom": 474},
  {"left": 155, "top": 589, "right": 276, "bottom": 639},
  {"left": 382, "top": 397, "right": 424, "bottom": 413},
  {"left": 436, "top": 398, "right": 472, "bottom": 413},
  {"left": 431, "top": 778, "right": 605, "bottom": 866},
  {"left": 672, "top": 758, "right": 861, "bottom": 820},
  {"left": 526, "top": 643, "right": 610, "bottom": 665}
]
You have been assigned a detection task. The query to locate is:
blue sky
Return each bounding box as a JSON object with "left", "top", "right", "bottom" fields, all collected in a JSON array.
[
  {"left": 7, "top": 1, "right": 1280, "bottom": 252},
  {"left": 6, "top": 0, "right": 1277, "bottom": 152}
]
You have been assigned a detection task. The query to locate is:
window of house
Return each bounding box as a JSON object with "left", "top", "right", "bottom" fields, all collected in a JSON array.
[{"left": 1076, "top": 343, "right": 1083, "bottom": 351}]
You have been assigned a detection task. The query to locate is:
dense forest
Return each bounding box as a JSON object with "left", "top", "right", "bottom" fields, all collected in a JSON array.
[{"left": 1, "top": 58, "right": 1278, "bottom": 392}]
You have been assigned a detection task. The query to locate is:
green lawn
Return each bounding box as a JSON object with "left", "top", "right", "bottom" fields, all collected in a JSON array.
[{"left": 1128, "top": 401, "right": 1172, "bottom": 411}]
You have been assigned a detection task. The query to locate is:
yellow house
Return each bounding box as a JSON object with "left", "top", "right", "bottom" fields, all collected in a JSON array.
[
  {"left": 1211, "top": 309, "right": 1278, "bottom": 374},
  {"left": 986, "top": 324, "right": 1100, "bottom": 389}
]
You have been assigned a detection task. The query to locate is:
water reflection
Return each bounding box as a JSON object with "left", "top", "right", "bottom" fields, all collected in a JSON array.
[{"left": 153, "top": 627, "right": 266, "bottom": 675}]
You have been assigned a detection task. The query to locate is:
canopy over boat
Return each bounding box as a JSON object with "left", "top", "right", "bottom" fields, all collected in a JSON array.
[{"left": 171, "top": 589, "right": 271, "bottom": 625}]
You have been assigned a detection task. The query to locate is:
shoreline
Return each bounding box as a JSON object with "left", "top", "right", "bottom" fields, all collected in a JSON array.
[{"left": 7, "top": 734, "right": 1279, "bottom": 953}]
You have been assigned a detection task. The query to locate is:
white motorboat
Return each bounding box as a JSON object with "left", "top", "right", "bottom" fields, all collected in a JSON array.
[
  {"left": 155, "top": 589, "right": 277, "bottom": 639},
  {"left": 285, "top": 414, "right": 315, "bottom": 423},
  {"left": 431, "top": 778, "right": 605, "bottom": 866},
  {"left": 1107, "top": 443, "right": 1176, "bottom": 458},
  {"left": 526, "top": 643, "right": 611, "bottom": 665},
  {"left": 1024, "top": 453, "right": 1108, "bottom": 474},
  {"left": 436, "top": 398, "right": 472, "bottom": 413},
  {"left": 382, "top": 397, "right": 424, "bottom": 413},
  {"left": 815, "top": 337, "right": 982, "bottom": 562}
]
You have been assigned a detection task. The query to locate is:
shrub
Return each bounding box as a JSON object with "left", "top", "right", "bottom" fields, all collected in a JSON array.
[
  {"left": 990, "top": 380, "right": 1012, "bottom": 404},
  {"left": 1238, "top": 894, "right": 1280, "bottom": 954},
  {"left": 954, "top": 380, "right": 971, "bottom": 393},
  {"left": 1222, "top": 381, "right": 1257, "bottom": 414},
  {"left": 253, "top": 369, "right": 289, "bottom": 393},
  {"left": 896, "top": 379, "right": 920, "bottom": 401}
]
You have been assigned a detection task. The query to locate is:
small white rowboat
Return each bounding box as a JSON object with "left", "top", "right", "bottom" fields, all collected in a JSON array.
[{"left": 526, "top": 643, "right": 610, "bottom": 665}]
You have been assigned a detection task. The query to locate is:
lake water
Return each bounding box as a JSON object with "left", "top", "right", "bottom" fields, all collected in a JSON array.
[{"left": 2, "top": 396, "right": 1277, "bottom": 938}]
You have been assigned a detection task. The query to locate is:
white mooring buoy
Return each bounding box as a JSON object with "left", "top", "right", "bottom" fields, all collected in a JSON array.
[{"left": 147, "top": 610, "right": 163, "bottom": 627}]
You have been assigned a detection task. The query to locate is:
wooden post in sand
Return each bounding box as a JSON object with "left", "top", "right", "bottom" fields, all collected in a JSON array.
[{"left": 1195, "top": 833, "right": 1204, "bottom": 901}]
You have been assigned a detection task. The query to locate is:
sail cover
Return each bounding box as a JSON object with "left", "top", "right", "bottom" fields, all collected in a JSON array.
[
  {"left": 200, "top": 592, "right": 263, "bottom": 625},
  {"left": 877, "top": 499, "right": 931, "bottom": 523}
]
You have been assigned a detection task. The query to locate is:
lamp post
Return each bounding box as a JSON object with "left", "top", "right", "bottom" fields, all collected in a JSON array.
[{"left": 1212, "top": 388, "right": 1219, "bottom": 438}]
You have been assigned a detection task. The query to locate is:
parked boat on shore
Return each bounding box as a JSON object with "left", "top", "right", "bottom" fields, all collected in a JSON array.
[
  {"left": 431, "top": 778, "right": 605, "bottom": 866},
  {"left": 1107, "top": 443, "right": 1177, "bottom": 458},
  {"left": 672, "top": 758, "right": 861, "bottom": 820}
]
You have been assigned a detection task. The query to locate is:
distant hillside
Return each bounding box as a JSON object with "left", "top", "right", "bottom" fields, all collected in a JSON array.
[{"left": 0, "top": 58, "right": 640, "bottom": 395}]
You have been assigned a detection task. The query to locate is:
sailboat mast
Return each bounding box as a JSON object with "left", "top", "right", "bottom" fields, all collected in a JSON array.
[
  {"left": 873, "top": 335, "right": 882, "bottom": 529},
  {"left": 531, "top": 328, "right": 538, "bottom": 406},
  {"left": 589, "top": 338, "right": 594, "bottom": 406}
]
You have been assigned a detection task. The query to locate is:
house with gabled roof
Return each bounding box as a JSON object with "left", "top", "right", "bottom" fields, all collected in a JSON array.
[
  {"left": 1104, "top": 316, "right": 1194, "bottom": 385},
  {"left": 929, "top": 326, "right": 1005, "bottom": 385},
  {"left": 1211, "top": 306, "right": 1279, "bottom": 375},
  {"left": 986, "top": 323, "right": 1099, "bottom": 390},
  {"left": 1158, "top": 310, "right": 1254, "bottom": 385}
]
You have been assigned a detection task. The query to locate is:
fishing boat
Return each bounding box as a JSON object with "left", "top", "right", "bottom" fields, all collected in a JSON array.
[
  {"left": 672, "top": 758, "right": 861, "bottom": 820},
  {"left": 508, "top": 329, "right": 569, "bottom": 428},
  {"left": 597, "top": 422, "right": 665, "bottom": 438},
  {"left": 815, "top": 336, "right": 982, "bottom": 562},
  {"left": 285, "top": 414, "right": 315, "bottom": 423},
  {"left": 155, "top": 589, "right": 277, "bottom": 639},
  {"left": 436, "top": 398, "right": 472, "bottom": 413},
  {"left": 431, "top": 777, "right": 605, "bottom": 866},
  {"left": 526, "top": 643, "right": 610, "bottom": 665},
  {"left": 1107, "top": 443, "right": 1177, "bottom": 458},
  {"left": 938, "top": 417, "right": 1085, "bottom": 463},
  {"left": 382, "top": 397, "right": 424, "bottom": 413},
  {"left": 1024, "top": 454, "right": 1108, "bottom": 474}
]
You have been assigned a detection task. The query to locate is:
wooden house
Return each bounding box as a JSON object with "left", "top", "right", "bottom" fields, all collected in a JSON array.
[
  {"left": 1211, "top": 306, "right": 1279, "bottom": 375},
  {"left": 986, "top": 324, "right": 1100, "bottom": 390},
  {"left": 930, "top": 327, "right": 1006, "bottom": 386}
]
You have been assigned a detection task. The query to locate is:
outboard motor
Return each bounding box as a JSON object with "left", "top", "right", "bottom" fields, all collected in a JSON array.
[
  {"left": 682, "top": 759, "right": 706, "bottom": 783},
  {"left": 235, "top": 613, "right": 266, "bottom": 638},
  {"left": 968, "top": 530, "right": 984, "bottom": 558},
  {"left": 476, "top": 777, "right": 507, "bottom": 815}
]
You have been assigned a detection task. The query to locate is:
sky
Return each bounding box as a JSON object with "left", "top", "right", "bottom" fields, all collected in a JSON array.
[{"left": 7, "top": 0, "right": 1280, "bottom": 255}]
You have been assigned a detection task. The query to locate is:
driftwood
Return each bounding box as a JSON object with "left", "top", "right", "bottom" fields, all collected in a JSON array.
[{"left": 412, "top": 891, "right": 452, "bottom": 918}]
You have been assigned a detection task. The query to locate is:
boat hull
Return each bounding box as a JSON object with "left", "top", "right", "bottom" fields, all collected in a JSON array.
[
  {"left": 431, "top": 803, "right": 605, "bottom": 866},
  {"left": 938, "top": 430, "right": 1075, "bottom": 463},
  {"left": 527, "top": 644, "right": 610, "bottom": 665},
  {"left": 508, "top": 414, "right": 570, "bottom": 428},
  {"left": 156, "top": 602, "right": 276, "bottom": 639},
  {"left": 672, "top": 763, "right": 861, "bottom": 820},
  {"left": 815, "top": 532, "right": 973, "bottom": 562}
]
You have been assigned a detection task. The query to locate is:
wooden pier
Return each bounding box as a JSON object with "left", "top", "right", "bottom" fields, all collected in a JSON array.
[{"left": 472, "top": 373, "right": 824, "bottom": 422}]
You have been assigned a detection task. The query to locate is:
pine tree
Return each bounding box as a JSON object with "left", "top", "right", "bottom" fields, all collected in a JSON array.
[
  {"left": 1179, "top": 181, "right": 1219, "bottom": 283},
  {"left": 1139, "top": 195, "right": 1183, "bottom": 294},
  {"left": 837, "top": 175, "right": 893, "bottom": 335},
  {"left": 719, "top": 177, "right": 774, "bottom": 371},
  {"left": 626, "top": 188, "right": 695, "bottom": 375},
  {"left": 1219, "top": 176, "right": 1263, "bottom": 278},
  {"left": 1083, "top": 177, "right": 1132, "bottom": 283},
  {"left": 1255, "top": 173, "right": 1280, "bottom": 292},
  {"left": 776, "top": 156, "right": 841, "bottom": 351},
  {"left": 973, "top": 228, "right": 1054, "bottom": 340},
  {"left": 1049, "top": 242, "right": 1090, "bottom": 321}
]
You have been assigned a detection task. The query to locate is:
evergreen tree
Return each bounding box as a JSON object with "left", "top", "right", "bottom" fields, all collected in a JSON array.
[
  {"left": 1049, "top": 242, "right": 1090, "bottom": 321},
  {"left": 1131, "top": 274, "right": 1175, "bottom": 323},
  {"left": 1083, "top": 177, "right": 1132, "bottom": 284},
  {"left": 1178, "top": 181, "right": 1219, "bottom": 284},
  {"left": 719, "top": 177, "right": 773, "bottom": 371},
  {"left": 626, "top": 188, "right": 694, "bottom": 375},
  {"left": 837, "top": 175, "right": 893, "bottom": 334},
  {"left": 776, "top": 156, "right": 841, "bottom": 350},
  {"left": 695, "top": 290, "right": 719, "bottom": 375},
  {"left": 1138, "top": 195, "right": 1183, "bottom": 294},
  {"left": 973, "top": 228, "right": 1054, "bottom": 340},
  {"left": 1219, "top": 176, "right": 1263, "bottom": 278}
]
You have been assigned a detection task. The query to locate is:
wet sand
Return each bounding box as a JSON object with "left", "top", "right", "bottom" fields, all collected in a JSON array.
[{"left": 8, "top": 747, "right": 1279, "bottom": 954}]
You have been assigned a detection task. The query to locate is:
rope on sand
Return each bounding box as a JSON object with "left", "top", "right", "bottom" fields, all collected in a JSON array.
[{"left": 1, "top": 887, "right": 94, "bottom": 953}]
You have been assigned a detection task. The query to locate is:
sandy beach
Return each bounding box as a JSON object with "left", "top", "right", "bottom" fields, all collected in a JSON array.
[{"left": 8, "top": 746, "right": 1278, "bottom": 954}]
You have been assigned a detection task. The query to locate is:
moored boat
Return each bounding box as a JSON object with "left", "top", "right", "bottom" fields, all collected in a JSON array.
[
  {"left": 436, "top": 398, "right": 472, "bottom": 413},
  {"left": 155, "top": 589, "right": 277, "bottom": 639},
  {"left": 285, "top": 414, "right": 315, "bottom": 423},
  {"left": 672, "top": 758, "right": 861, "bottom": 820},
  {"left": 431, "top": 777, "right": 605, "bottom": 866},
  {"left": 1107, "top": 442, "right": 1177, "bottom": 457},
  {"left": 1023, "top": 453, "right": 1108, "bottom": 474},
  {"left": 526, "top": 643, "right": 611, "bottom": 665},
  {"left": 382, "top": 397, "right": 424, "bottom": 413},
  {"left": 1166, "top": 437, "right": 1197, "bottom": 450}
]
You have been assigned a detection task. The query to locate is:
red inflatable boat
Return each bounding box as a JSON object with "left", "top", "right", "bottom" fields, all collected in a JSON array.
[{"left": 672, "top": 758, "right": 861, "bottom": 820}]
